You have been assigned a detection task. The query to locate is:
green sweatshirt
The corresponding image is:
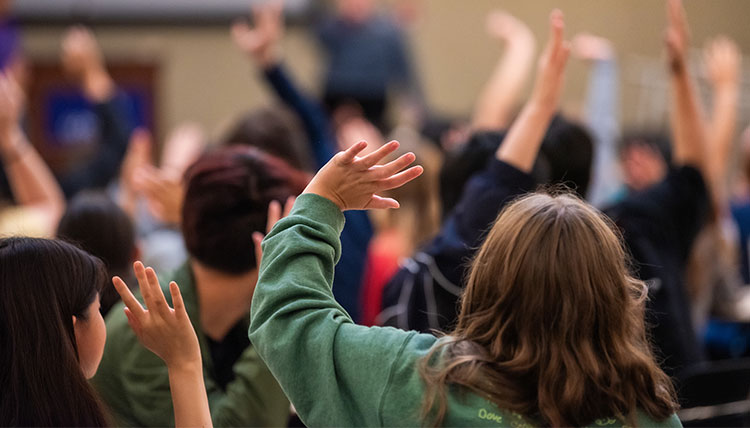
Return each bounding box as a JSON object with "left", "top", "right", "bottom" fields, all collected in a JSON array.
[
  {"left": 93, "top": 263, "right": 289, "bottom": 427},
  {"left": 249, "top": 194, "right": 683, "bottom": 427}
]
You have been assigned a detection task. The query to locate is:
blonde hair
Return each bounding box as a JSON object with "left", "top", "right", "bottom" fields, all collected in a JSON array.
[{"left": 420, "top": 192, "right": 678, "bottom": 426}]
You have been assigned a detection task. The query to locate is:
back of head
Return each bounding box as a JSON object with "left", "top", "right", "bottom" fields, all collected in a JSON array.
[
  {"left": 0, "top": 237, "right": 108, "bottom": 426},
  {"left": 618, "top": 130, "right": 672, "bottom": 192},
  {"left": 439, "top": 116, "right": 593, "bottom": 217},
  {"left": 420, "top": 193, "right": 677, "bottom": 426},
  {"left": 537, "top": 116, "right": 594, "bottom": 197},
  {"left": 57, "top": 191, "right": 136, "bottom": 316},
  {"left": 182, "top": 146, "right": 310, "bottom": 275},
  {"left": 221, "top": 106, "right": 314, "bottom": 172}
]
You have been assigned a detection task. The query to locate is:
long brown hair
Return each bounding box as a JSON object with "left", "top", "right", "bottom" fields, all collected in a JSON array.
[
  {"left": 419, "top": 193, "right": 678, "bottom": 426},
  {"left": 0, "top": 237, "right": 109, "bottom": 426}
]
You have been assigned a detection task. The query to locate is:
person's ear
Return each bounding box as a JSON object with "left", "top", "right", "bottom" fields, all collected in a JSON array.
[{"left": 72, "top": 315, "right": 78, "bottom": 326}]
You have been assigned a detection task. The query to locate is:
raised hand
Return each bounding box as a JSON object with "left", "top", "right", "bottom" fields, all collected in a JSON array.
[
  {"left": 704, "top": 36, "right": 741, "bottom": 91},
  {"left": 118, "top": 129, "right": 154, "bottom": 218},
  {"left": 571, "top": 33, "right": 614, "bottom": 62},
  {"left": 61, "top": 26, "right": 113, "bottom": 101},
  {"left": 472, "top": 9, "right": 536, "bottom": 131},
  {"left": 486, "top": 10, "right": 534, "bottom": 45},
  {"left": 252, "top": 196, "right": 296, "bottom": 268},
  {"left": 113, "top": 262, "right": 212, "bottom": 427},
  {"left": 133, "top": 165, "right": 184, "bottom": 226},
  {"left": 160, "top": 123, "right": 206, "bottom": 180},
  {"left": 113, "top": 262, "right": 201, "bottom": 369},
  {"left": 495, "top": 10, "right": 570, "bottom": 173},
  {"left": 529, "top": 10, "right": 570, "bottom": 113},
  {"left": 665, "top": 0, "right": 689, "bottom": 74},
  {"left": 303, "top": 140, "right": 423, "bottom": 211},
  {"left": 231, "top": 0, "right": 284, "bottom": 67}
]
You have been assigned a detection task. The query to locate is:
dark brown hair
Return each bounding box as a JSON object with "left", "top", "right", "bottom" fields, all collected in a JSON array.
[
  {"left": 182, "top": 146, "right": 310, "bottom": 274},
  {"left": 221, "top": 106, "right": 314, "bottom": 172},
  {"left": 57, "top": 191, "right": 136, "bottom": 316},
  {"left": 0, "top": 237, "right": 109, "bottom": 426},
  {"left": 420, "top": 193, "right": 678, "bottom": 426}
]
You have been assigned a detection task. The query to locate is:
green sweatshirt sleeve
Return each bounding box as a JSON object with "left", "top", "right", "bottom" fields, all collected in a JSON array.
[{"left": 249, "top": 194, "right": 434, "bottom": 426}]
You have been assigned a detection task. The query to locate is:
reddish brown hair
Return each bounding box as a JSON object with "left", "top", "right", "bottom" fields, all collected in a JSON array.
[{"left": 182, "top": 146, "right": 310, "bottom": 274}]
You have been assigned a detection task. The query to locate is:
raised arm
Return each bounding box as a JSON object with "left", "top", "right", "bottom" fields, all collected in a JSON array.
[
  {"left": 496, "top": 10, "right": 570, "bottom": 172},
  {"left": 704, "top": 35, "right": 741, "bottom": 210},
  {"left": 0, "top": 72, "right": 65, "bottom": 230},
  {"left": 472, "top": 11, "right": 536, "bottom": 131},
  {"left": 665, "top": 0, "right": 708, "bottom": 172},
  {"left": 232, "top": 1, "right": 337, "bottom": 167},
  {"left": 113, "top": 262, "right": 212, "bottom": 428},
  {"left": 249, "top": 142, "right": 425, "bottom": 425},
  {"left": 60, "top": 27, "right": 132, "bottom": 197},
  {"left": 572, "top": 33, "right": 622, "bottom": 206}
]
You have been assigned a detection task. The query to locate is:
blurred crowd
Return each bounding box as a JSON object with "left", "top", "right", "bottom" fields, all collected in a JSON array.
[{"left": 2, "top": 0, "right": 750, "bottom": 426}]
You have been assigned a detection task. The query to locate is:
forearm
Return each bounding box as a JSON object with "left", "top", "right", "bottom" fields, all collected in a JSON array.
[
  {"left": 0, "top": 129, "right": 65, "bottom": 220},
  {"left": 585, "top": 59, "right": 622, "bottom": 206},
  {"left": 473, "top": 37, "right": 536, "bottom": 131},
  {"left": 263, "top": 64, "right": 337, "bottom": 167},
  {"left": 167, "top": 363, "right": 212, "bottom": 428},
  {"left": 496, "top": 101, "right": 555, "bottom": 172},
  {"left": 669, "top": 69, "right": 707, "bottom": 172},
  {"left": 707, "top": 86, "right": 739, "bottom": 204}
]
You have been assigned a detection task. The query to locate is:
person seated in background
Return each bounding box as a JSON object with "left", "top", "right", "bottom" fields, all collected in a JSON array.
[
  {"left": 0, "top": 71, "right": 65, "bottom": 236},
  {"left": 0, "top": 238, "right": 211, "bottom": 427},
  {"left": 57, "top": 191, "right": 138, "bottom": 317},
  {"left": 93, "top": 146, "right": 303, "bottom": 427},
  {"left": 57, "top": 27, "right": 133, "bottom": 199},
  {"left": 247, "top": 13, "right": 681, "bottom": 426}
]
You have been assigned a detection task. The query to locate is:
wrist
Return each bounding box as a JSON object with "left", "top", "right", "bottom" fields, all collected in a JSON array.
[
  {"left": 166, "top": 356, "right": 203, "bottom": 375},
  {"left": 302, "top": 185, "right": 345, "bottom": 211},
  {"left": 0, "top": 127, "right": 26, "bottom": 160},
  {"left": 524, "top": 98, "right": 556, "bottom": 120},
  {"left": 83, "top": 67, "right": 114, "bottom": 102},
  {"left": 257, "top": 48, "right": 282, "bottom": 70},
  {"left": 504, "top": 32, "right": 535, "bottom": 51}
]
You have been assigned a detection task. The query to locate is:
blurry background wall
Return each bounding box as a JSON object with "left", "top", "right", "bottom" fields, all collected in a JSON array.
[{"left": 18, "top": 0, "right": 750, "bottom": 141}]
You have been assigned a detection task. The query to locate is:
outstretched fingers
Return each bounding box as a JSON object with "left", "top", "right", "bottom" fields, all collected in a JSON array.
[
  {"left": 366, "top": 195, "right": 400, "bottom": 210},
  {"left": 169, "top": 281, "right": 188, "bottom": 320},
  {"left": 371, "top": 152, "right": 417, "bottom": 179},
  {"left": 357, "top": 140, "right": 400, "bottom": 169},
  {"left": 547, "top": 10, "right": 569, "bottom": 65},
  {"left": 113, "top": 276, "right": 145, "bottom": 318},
  {"left": 378, "top": 165, "right": 424, "bottom": 191},
  {"left": 336, "top": 141, "right": 368, "bottom": 165},
  {"left": 145, "top": 266, "right": 171, "bottom": 317},
  {"left": 133, "top": 261, "right": 169, "bottom": 317}
]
